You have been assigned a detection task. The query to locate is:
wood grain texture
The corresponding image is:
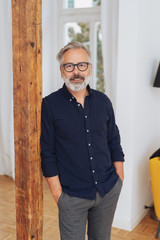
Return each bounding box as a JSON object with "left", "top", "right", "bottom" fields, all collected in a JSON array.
[{"left": 12, "top": 0, "right": 43, "bottom": 239}]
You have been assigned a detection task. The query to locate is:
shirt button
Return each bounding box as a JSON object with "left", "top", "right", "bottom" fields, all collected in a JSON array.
[
  {"left": 95, "top": 181, "right": 98, "bottom": 185},
  {"left": 70, "top": 99, "right": 72, "bottom": 101},
  {"left": 88, "top": 143, "right": 91, "bottom": 146},
  {"left": 92, "top": 170, "right": 95, "bottom": 173},
  {"left": 85, "top": 115, "right": 87, "bottom": 118},
  {"left": 90, "top": 157, "right": 93, "bottom": 160},
  {"left": 78, "top": 104, "right": 80, "bottom": 106},
  {"left": 72, "top": 96, "right": 74, "bottom": 99},
  {"left": 87, "top": 129, "right": 89, "bottom": 132}
]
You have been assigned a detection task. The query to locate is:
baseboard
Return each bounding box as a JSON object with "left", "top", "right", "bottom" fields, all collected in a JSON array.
[
  {"left": 112, "top": 200, "right": 153, "bottom": 231},
  {"left": 0, "top": 172, "right": 14, "bottom": 179}
]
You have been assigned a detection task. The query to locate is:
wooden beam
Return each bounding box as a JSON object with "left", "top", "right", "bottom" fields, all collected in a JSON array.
[{"left": 12, "top": 0, "right": 43, "bottom": 239}]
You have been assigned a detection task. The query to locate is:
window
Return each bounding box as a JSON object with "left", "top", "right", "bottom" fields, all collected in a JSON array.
[
  {"left": 64, "top": 0, "right": 101, "bottom": 9},
  {"left": 64, "top": 22, "right": 90, "bottom": 48},
  {"left": 59, "top": 0, "right": 105, "bottom": 92},
  {"left": 96, "top": 22, "right": 104, "bottom": 93},
  {"left": 68, "top": 0, "right": 74, "bottom": 8}
]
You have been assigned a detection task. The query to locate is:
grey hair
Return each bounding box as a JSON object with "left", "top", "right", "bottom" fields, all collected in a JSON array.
[{"left": 56, "top": 42, "right": 91, "bottom": 65}]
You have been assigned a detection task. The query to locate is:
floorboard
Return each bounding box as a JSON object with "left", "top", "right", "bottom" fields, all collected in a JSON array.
[{"left": 0, "top": 175, "right": 158, "bottom": 240}]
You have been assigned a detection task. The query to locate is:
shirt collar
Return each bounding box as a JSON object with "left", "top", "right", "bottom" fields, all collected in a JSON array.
[{"left": 62, "top": 83, "right": 92, "bottom": 101}]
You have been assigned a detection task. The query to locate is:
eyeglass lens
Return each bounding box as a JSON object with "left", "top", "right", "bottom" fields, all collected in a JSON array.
[{"left": 64, "top": 62, "right": 89, "bottom": 72}]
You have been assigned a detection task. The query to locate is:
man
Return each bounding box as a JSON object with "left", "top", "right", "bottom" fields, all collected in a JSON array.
[{"left": 41, "top": 42, "right": 124, "bottom": 240}]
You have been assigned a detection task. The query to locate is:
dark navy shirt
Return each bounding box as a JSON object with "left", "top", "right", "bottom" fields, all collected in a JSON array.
[{"left": 41, "top": 84, "right": 124, "bottom": 200}]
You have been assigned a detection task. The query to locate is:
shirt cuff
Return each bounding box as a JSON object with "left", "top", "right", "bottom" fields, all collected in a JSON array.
[
  {"left": 41, "top": 160, "right": 59, "bottom": 177},
  {"left": 111, "top": 151, "right": 125, "bottom": 162}
]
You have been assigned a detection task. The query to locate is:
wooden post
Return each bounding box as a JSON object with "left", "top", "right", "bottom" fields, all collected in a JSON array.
[{"left": 12, "top": 0, "right": 43, "bottom": 239}]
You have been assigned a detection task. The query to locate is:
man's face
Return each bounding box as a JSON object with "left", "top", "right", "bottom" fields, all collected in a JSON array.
[{"left": 60, "top": 48, "right": 92, "bottom": 91}]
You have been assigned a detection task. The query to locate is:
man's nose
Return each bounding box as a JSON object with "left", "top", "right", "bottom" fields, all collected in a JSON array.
[{"left": 73, "top": 65, "right": 80, "bottom": 74}]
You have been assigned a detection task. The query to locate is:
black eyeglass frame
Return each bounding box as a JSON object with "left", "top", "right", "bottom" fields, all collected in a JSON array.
[{"left": 62, "top": 62, "right": 91, "bottom": 72}]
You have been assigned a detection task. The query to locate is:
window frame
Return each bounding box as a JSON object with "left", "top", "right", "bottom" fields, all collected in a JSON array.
[{"left": 58, "top": 0, "right": 101, "bottom": 89}]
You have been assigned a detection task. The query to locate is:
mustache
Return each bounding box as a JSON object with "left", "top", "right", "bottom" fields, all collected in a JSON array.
[{"left": 69, "top": 74, "right": 85, "bottom": 81}]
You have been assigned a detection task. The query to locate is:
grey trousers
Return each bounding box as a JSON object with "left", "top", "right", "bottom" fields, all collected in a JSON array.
[{"left": 58, "top": 177, "right": 122, "bottom": 240}]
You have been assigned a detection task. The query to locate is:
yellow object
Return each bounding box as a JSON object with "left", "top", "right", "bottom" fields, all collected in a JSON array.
[{"left": 149, "top": 156, "right": 160, "bottom": 219}]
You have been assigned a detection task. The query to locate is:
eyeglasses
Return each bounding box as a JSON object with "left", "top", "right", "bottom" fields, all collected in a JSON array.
[{"left": 62, "top": 62, "right": 91, "bottom": 72}]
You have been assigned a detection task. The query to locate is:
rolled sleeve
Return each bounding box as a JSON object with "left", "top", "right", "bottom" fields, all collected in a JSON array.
[{"left": 40, "top": 98, "right": 59, "bottom": 177}]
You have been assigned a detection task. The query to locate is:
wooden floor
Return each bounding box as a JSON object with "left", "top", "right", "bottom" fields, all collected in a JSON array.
[{"left": 0, "top": 175, "right": 159, "bottom": 240}]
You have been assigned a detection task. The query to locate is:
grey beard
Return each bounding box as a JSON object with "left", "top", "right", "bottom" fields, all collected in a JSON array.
[{"left": 63, "top": 75, "right": 91, "bottom": 92}]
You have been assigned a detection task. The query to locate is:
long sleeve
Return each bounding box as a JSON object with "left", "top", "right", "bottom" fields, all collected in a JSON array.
[
  {"left": 40, "top": 98, "right": 59, "bottom": 177},
  {"left": 107, "top": 100, "right": 124, "bottom": 162}
]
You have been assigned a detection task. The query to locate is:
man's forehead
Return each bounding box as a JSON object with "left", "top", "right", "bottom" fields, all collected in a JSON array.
[{"left": 63, "top": 48, "right": 89, "bottom": 61}]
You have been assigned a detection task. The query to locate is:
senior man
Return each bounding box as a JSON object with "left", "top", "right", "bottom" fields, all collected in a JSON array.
[{"left": 41, "top": 41, "right": 124, "bottom": 240}]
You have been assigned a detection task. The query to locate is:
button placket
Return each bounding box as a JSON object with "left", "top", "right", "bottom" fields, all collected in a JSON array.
[
  {"left": 73, "top": 100, "right": 84, "bottom": 115},
  {"left": 84, "top": 107, "right": 98, "bottom": 186}
]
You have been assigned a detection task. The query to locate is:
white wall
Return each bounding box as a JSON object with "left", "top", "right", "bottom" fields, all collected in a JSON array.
[
  {"left": 113, "top": 0, "right": 160, "bottom": 231},
  {"left": 0, "top": 1, "right": 14, "bottom": 178},
  {"left": 42, "top": 0, "right": 60, "bottom": 97}
]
